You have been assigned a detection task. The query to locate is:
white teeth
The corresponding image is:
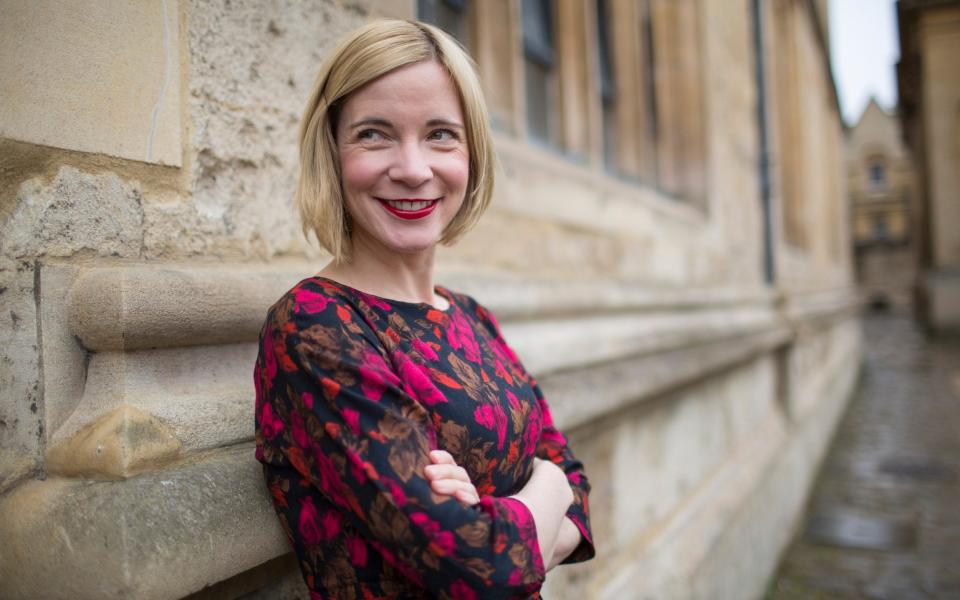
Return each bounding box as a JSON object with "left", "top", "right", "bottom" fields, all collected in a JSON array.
[{"left": 386, "top": 200, "right": 433, "bottom": 211}]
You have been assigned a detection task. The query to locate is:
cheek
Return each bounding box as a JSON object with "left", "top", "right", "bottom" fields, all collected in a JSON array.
[
  {"left": 438, "top": 152, "right": 470, "bottom": 193},
  {"left": 339, "top": 152, "right": 384, "bottom": 195}
]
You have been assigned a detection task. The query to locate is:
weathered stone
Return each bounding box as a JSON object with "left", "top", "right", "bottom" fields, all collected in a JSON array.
[
  {"left": 0, "top": 259, "right": 42, "bottom": 493},
  {"left": 47, "top": 343, "right": 258, "bottom": 457},
  {"left": 45, "top": 405, "right": 182, "bottom": 480},
  {"left": 0, "top": 166, "right": 144, "bottom": 260},
  {"left": 0, "top": 444, "right": 288, "bottom": 600}
]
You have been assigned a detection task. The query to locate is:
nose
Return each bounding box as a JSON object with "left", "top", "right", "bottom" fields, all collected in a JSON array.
[{"left": 387, "top": 141, "right": 433, "bottom": 188}]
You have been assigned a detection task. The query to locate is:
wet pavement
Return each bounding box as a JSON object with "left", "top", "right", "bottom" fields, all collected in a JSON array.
[{"left": 768, "top": 313, "right": 960, "bottom": 599}]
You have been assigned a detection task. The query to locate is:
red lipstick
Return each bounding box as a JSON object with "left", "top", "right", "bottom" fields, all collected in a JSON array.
[{"left": 378, "top": 198, "right": 439, "bottom": 220}]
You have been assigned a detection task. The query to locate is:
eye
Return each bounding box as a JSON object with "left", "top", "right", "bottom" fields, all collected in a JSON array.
[
  {"left": 428, "top": 128, "right": 459, "bottom": 142},
  {"left": 357, "top": 128, "right": 385, "bottom": 142}
]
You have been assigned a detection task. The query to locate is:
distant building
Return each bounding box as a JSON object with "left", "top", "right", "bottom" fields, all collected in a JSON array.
[
  {"left": 846, "top": 98, "right": 917, "bottom": 312},
  {"left": 897, "top": 0, "right": 960, "bottom": 333}
]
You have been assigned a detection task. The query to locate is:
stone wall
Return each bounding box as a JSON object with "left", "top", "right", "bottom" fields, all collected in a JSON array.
[
  {"left": 0, "top": 1, "right": 859, "bottom": 598},
  {"left": 897, "top": 1, "right": 960, "bottom": 332}
]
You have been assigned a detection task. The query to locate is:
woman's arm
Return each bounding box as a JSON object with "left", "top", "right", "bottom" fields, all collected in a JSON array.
[
  {"left": 529, "top": 380, "right": 594, "bottom": 564},
  {"left": 507, "top": 458, "right": 573, "bottom": 569},
  {"left": 548, "top": 517, "right": 583, "bottom": 570},
  {"left": 471, "top": 301, "right": 596, "bottom": 565},
  {"left": 426, "top": 452, "right": 576, "bottom": 571}
]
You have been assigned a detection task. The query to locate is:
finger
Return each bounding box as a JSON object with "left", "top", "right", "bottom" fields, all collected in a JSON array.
[
  {"left": 429, "top": 450, "right": 455, "bottom": 465},
  {"left": 424, "top": 464, "right": 470, "bottom": 482},
  {"left": 430, "top": 478, "right": 466, "bottom": 494},
  {"left": 453, "top": 488, "right": 480, "bottom": 507},
  {"left": 430, "top": 478, "right": 477, "bottom": 499}
]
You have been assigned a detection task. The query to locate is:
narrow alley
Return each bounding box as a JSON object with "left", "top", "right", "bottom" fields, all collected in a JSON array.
[{"left": 770, "top": 314, "right": 960, "bottom": 599}]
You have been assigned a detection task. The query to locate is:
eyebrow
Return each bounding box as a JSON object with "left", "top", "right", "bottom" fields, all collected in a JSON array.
[
  {"left": 425, "top": 118, "right": 465, "bottom": 130},
  {"left": 347, "top": 117, "right": 393, "bottom": 130},
  {"left": 347, "top": 117, "right": 465, "bottom": 130}
]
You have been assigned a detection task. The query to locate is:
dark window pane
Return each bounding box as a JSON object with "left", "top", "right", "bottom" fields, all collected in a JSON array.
[
  {"left": 522, "top": 0, "right": 554, "bottom": 67},
  {"left": 597, "top": 0, "right": 616, "bottom": 168},
  {"left": 418, "top": 0, "right": 468, "bottom": 45},
  {"left": 868, "top": 161, "right": 886, "bottom": 190},
  {"left": 603, "top": 104, "right": 617, "bottom": 168},
  {"left": 596, "top": 0, "right": 615, "bottom": 105},
  {"left": 643, "top": 1, "right": 658, "bottom": 143},
  {"left": 525, "top": 59, "right": 551, "bottom": 143},
  {"left": 872, "top": 214, "right": 888, "bottom": 239},
  {"left": 522, "top": 0, "right": 555, "bottom": 146}
]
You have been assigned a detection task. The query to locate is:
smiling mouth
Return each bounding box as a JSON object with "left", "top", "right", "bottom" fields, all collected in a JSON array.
[
  {"left": 383, "top": 199, "right": 436, "bottom": 210},
  {"left": 377, "top": 198, "right": 440, "bottom": 220}
]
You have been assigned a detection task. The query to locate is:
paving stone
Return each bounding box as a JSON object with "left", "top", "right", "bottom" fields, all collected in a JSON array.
[{"left": 805, "top": 510, "right": 916, "bottom": 552}]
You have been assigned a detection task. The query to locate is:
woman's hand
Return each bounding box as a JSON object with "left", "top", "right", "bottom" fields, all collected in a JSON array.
[{"left": 424, "top": 450, "right": 480, "bottom": 507}]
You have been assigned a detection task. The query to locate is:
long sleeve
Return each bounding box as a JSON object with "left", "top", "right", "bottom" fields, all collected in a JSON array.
[
  {"left": 528, "top": 379, "right": 594, "bottom": 564},
  {"left": 470, "top": 302, "right": 596, "bottom": 565},
  {"left": 255, "top": 288, "right": 546, "bottom": 599}
]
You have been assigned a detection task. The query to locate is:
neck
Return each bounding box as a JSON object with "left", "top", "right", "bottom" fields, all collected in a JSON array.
[{"left": 319, "top": 234, "right": 440, "bottom": 306}]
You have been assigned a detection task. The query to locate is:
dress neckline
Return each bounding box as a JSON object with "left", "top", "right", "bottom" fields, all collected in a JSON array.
[{"left": 310, "top": 275, "right": 455, "bottom": 314}]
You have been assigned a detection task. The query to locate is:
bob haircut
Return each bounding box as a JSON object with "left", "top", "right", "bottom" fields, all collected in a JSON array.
[{"left": 296, "top": 19, "right": 495, "bottom": 263}]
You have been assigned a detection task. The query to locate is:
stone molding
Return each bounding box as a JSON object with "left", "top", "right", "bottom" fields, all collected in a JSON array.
[
  {"left": 65, "top": 262, "right": 777, "bottom": 352},
  {"left": 0, "top": 444, "right": 288, "bottom": 600}
]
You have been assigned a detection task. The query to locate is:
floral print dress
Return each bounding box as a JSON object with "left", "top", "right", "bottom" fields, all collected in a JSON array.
[{"left": 255, "top": 276, "right": 594, "bottom": 599}]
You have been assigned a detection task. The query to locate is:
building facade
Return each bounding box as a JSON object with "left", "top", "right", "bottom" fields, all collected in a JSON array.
[
  {"left": 0, "top": 1, "right": 859, "bottom": 598},
  {"left": 897, "top": 0, "right": 960, "bottom": 333},
  {"left": 847, "top": 98, "right": 917, "bottom": 312}
]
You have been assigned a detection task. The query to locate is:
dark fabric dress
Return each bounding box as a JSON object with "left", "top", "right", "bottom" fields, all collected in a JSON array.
[{"left": 254, "top": 276, "right": 594, "bottom": 599}]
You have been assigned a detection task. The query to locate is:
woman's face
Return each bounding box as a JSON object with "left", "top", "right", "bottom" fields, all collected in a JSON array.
[{"left": 335, "top": 60, "right": 469, "bottom": 258}]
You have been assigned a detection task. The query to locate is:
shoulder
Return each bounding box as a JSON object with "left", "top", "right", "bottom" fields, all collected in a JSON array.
[
  {"left": 264, "top": 276, "right": 348, "bottom": 324},
  {"left": 261, "top": 277, "right": 379, "bottom": 346},
  {"left": 439, "top": 286, "right": 504, "bottom": 334}
]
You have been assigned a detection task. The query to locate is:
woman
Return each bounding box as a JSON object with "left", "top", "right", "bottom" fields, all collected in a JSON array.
[{"left": 255, "top": 19, "right": 594, "bottom": 599}]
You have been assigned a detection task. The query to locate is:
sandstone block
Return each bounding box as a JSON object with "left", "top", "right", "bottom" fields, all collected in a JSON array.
[
  {"left": 0, "top": 444, "right": 288, "bottom": 600},
  {"left": 0, "top": 1, "right": 181, "bottom": 165},
  {"left": 45, "top": 405, "right": 182, "bottom": 480}
]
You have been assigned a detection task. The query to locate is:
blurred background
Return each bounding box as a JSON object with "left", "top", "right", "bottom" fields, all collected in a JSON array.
[{"left": 0, "top": 0, "right": 957, "bottom": 598}]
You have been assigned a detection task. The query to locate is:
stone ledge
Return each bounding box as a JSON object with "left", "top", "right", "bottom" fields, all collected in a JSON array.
[
  {"left": 504, "top": 306, "right": 779, "bottom": 377},
  {"left": 0, "top": 444, "right": 288, "bottom": 600},
  {"left": 62, "top": 262, "right": 774, "bottom": 352},
  {"left": 782, "top": 286, "right": 863, "bottom": 329},
  {"left": 543, "top": 326, "right": 793, "bottom": 431}
]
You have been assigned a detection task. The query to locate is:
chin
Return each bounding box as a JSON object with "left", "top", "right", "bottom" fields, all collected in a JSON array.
[{"left": 383, "top": 232, "right": 443, "bottom": 255}]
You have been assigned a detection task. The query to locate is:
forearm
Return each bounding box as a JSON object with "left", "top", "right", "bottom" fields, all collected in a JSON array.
[
  {"left": 546, "top": 517, "right": 582, "bottom": 570},
  {"left": 508, "top": 461, "right": 573, "bottom": 568}
]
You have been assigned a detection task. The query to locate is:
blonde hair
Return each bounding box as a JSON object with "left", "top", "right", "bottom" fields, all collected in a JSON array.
[{"left": 296, "top": 19, "right": 495, "bottom": 262}]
